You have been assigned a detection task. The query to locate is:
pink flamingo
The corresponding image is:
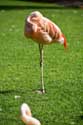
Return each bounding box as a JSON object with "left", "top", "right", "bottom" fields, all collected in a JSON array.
[
  {"left": 24, "top": 11, "right": 67, "bottom": 93},
  {"left": 21, "top": 103, "right": 41, "bottom": 125}
]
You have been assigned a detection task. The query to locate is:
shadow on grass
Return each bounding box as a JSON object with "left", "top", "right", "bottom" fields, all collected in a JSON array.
[
  {"left": 0, "top": 89, "right": 26, "bottom": 94},
  {"left": 0, "top": 5, "right": 79, "bottom": 10}
]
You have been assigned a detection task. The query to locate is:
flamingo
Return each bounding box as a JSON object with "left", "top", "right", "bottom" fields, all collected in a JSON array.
[
  {"left": 24, "top": 11, "right": 67, "bottom": 93},
  {"left": 21, "top": 103, "right": 41, "bottom": 125}
]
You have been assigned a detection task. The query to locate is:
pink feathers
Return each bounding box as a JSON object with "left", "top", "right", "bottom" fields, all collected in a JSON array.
[
  {"left": 24, "top": 11, "right": 67, "bottom": 47},
  {"left": 21, "top": 103, "right": 41, "bottom": 125}
]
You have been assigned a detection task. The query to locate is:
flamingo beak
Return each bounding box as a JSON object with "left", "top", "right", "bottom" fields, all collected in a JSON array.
[
  {"left": 64, "top": 38, "right": 67, "bottom": 48},
  {"left": 62, "top": 34, "right": 67, "bottom": 48}
]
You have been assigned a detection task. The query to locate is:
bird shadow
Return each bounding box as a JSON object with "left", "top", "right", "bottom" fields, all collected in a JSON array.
[{"left": 0, "top": 89, "right": 25, "bottom": 95}]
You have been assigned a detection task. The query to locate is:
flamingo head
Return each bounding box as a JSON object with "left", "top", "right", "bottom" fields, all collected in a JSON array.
[{"left": 30, "top": 11, "right": 43, "bottom": 20}]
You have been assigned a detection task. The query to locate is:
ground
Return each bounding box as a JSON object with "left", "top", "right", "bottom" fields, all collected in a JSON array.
[{"left": 0, "top": 0, "right": 83, "bottom": 125}]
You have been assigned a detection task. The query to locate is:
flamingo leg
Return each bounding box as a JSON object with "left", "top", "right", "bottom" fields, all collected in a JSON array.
[{"left": 39, "top": 44, "right": 45, "bottom": 93}]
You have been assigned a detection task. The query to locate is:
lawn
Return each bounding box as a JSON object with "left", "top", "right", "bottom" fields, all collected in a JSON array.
[{"left": 0, "top": 0, "right": 83, "bottom": 125}]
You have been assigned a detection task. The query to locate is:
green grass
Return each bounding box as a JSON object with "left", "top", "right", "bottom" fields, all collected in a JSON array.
[{"left": 0, "top": 0, "right": 83, "bottom": 125}]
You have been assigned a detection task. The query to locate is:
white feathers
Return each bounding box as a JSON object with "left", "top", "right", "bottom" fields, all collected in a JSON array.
[
  {"left": 58, "top": 37, "right": 64, "bottom": 44},
  {"left": 40, "top": 31, "right": 52, "bottom": 43},
  {"left": 21, "top": 103, "right": 32, "bottom": 117},
  {"left": 30, "top": 11, "right": 43, "bottom": 18},
  {"left": 21, "top": 103, "right": 41, "bottom": 125},
  {"left": 22, "top": 115, "right": 41, "bottom": 125}
]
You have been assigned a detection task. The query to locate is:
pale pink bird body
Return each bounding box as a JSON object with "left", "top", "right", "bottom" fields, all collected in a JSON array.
[
  {"left": 24, "top": 11, "right": 67, "bottom": 93},
  {"left": 21, "top": 103, "right": 41, "bottom": 125},
  {"left": 24, "top": 11, "right": 67, "bottom": 47}
]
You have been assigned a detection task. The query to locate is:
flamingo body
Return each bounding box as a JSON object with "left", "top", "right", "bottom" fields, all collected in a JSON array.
[
  {"left": 24, "top": 11, "right": 67, "bottom": 93},
  {"left": 24, "top": 11, "right": 67, "bottom": 47},
  {"left": 21, "top": 103, "right": 41, "bottom": 125}
]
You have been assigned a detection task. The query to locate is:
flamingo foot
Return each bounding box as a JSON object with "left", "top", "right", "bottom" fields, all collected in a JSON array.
[{"left": 34, "top": 89, "right": 46, "bottom": 94}]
